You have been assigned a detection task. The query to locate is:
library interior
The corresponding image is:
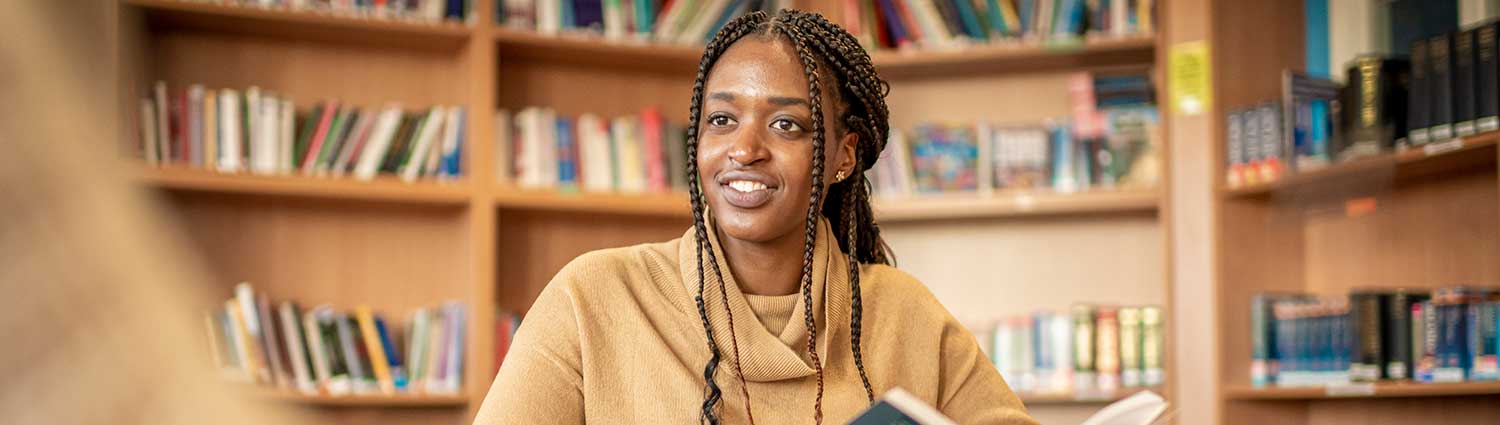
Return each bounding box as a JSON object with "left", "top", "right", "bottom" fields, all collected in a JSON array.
[{"left": 5, "top": 0, "right": 1500, "bottom": 424}]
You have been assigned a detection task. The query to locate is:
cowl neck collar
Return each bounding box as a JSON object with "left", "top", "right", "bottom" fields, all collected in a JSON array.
[{"left": 675, "top": 213, "right": 851, "bottom": 382}]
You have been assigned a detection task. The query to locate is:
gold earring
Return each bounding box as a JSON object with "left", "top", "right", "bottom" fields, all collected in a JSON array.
[{"left": 835, "top": 170, "right": 847, "bottom": 181}]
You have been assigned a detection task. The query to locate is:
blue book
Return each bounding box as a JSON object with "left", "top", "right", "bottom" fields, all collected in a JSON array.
[
  {"left": 442, "top": 108, "right": 464, "bottom": 177},
  {"left": 557, "top": 117, "right": 577, "bottom": 187},
  {"left": 445, "top": 0, "right": 464, "bottom": 20},
  {"left": 634, "top": 0, "right": 655, "bottom": 34},
  {"left": 575, "top": 0, "right": 604, "bottom": 30},
  {"left": 951, "top": 0, "right": 986, "bottom": 40},
  {"left": 560, "top": 0, "right": 577, "bottom": 29},
  {"left": 1303, "top": 0, "right": 1329, "bottom": 77},
  {"left": 1017, "top": 0, "right": 1034, "bottom": 37},
  {"left": 876, "top": 0, "right": 910, "bottom": 46},
  {"left": 984, "top": 0, "right": 1007, "bottom": 36},
  {"left": 704, "top": 0, "right": 748, "bottom": 43},
  {"left": 374, "top": 316, "right": 409, "bottom": 390}
]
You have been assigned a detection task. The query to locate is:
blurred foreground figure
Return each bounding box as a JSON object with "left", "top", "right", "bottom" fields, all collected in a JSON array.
[{"left": 0, "top": 1, "right": 294, "bottom": 423}]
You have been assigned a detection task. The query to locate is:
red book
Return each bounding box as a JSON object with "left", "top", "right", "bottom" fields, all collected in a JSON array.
[
  {"left": 170, "top": 90, "right": 187, "bottom": 164},
  {"left": 300, "top": 100, "right": 341, "bottom": 174},
  {"left": 639, "top": 107, "right": 667, "bottom": 192},
  {"left": 869, "top": 0, "right": 893, "bottom": 48},
  {"left": 494, "top": 314, "right": 513, "bottom": 374}
]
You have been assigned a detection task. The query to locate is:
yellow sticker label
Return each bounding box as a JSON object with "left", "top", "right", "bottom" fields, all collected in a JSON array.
[{"left": 1169, "top": 41, "right": 1213, "bottom": 116}]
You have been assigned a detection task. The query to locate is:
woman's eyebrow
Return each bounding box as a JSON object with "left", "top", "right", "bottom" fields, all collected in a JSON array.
[
  {"left": 767, "top": 96, "right": 808, "bottom": 107},
  {"left": 707, "top": 92, "right": 735, "bottom": 102}
]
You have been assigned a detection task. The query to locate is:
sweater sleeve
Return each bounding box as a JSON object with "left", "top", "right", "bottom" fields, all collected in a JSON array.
[
  {"left": 937, "top": 319, "right": 1039, "bottom": 425},
  {"left": 473, "top": 274, "right": 586, "bottom": 425}
]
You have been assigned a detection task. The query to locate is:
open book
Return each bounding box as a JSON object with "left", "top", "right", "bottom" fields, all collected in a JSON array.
[{"left": 848, "top": 388, "right": 1169, "bottom": 425}]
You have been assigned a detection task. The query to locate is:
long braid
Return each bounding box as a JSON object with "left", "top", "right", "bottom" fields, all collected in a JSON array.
[
  {"left": 687, "top": 8, "right": 895, "bottom": 423},
  {"left": 687, "top": 11, "right": 770, "bottom": 425}
]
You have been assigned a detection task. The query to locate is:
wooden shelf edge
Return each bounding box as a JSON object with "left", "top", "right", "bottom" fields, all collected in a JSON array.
[
  {"left": 1020, "top": 387, "right": 1157, "bottom": 405},
  {"left": 248, "top": 389, "right": 469, "bottom": 407},
  {"left": 138, "top": 166, "right": 473, "bottom": 205},
  {"left": 871, "top": 34, "right": 1157, "bottom": 74},
  {"left": 874, "top": 189, "right": 1160, "bottom": 222},
  {"left": 126, "top": 0, "right": 472, "bottom": 49},
  {"left": 1222, "top": 132, "right": 1500, "bottom": 199},
  {"left": 491, "top": 186, "right": 690, "bottom": 217},
  {"left": 1223, "top": 381, "right": 1500, "bottom": 401}
]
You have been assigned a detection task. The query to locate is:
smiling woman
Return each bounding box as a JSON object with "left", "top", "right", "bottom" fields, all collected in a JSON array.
[{"left": 475, "top": 9, "right": 1036, "bottom": 425}]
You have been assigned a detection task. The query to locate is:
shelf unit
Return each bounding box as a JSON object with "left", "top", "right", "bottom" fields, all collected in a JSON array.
[
  {"left": 248, "top": 389, "right": 471, "bottom": 407},
  {"left": 111, "top": 0, "right": 1176, "bottom": 423},
  {"left": 1208, "top": 1, "right": 1500, "bottom": 424}
]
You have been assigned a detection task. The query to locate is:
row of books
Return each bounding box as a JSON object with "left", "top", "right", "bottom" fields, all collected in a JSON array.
[
  {"left": 869, "top": 72, "right": 1158, "bottom": 196},
  {"left": 1225, "top": 20, "right": 1500, "bottom": 189},
  {"left": 1251, "top": 287, "right": 1500, "bottom": 388},
  {"left": 498, "top": 0, "right": 790, "bottom": 43},
  {"left": 170, "top": 0, "right": 474, "bottom": 23},
  {"left": 493, "top": 310, "right": 522, "bottom": 374},
  {"left": 496, "top": 107, "right": 688, "bottom": 192},
  {"left": 137, "top": 81, "right": 466, "bottom": 182},
  {"left": 842, "top": 0, "right": 1155, "bottom": 52},
  {"left": 989, "top": 305, "right": 1164, "bottom": 396},
  {"left": 205, "top": 283, "right": 468, "bottom": 396}
]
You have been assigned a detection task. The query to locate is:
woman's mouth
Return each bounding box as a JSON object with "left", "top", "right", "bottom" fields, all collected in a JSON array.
[{"left": 721, "top": 179, "right": 776, "bottom": 209}]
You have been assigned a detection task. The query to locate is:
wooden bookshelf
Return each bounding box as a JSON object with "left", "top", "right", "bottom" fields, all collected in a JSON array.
[
  {"left": 1206, "top": 1, "right": 1500, "bottom": 424},
  {"left": 492, "top": 187, "right": 689, "bottom": 216},
  {"left": 139, "top": 167, "right": 473, "bottom": 205},
  {"left": 873, "top": 189, "right": 1159, "bottom": 222},
  {"left": 110, "top": 1, "right": 1179, "bottom": 424},
  {"left": 126, "top": 0, "right": 472, "bottom": 51},
  {"left": 250, "top": 390, "right": 470, "bottom": 407},
  {"left": 1019, "top": 387, "right": 1157, "bottom": 405},
  {"left": 1224, "top": 132, "right": 1500, "bottom": 198},
  {"left": 1223, "top": 382, "right": 1500, "bottom": 401},
  {"left": 870, "top": 35, "right": 1157, "bottom": 78}
]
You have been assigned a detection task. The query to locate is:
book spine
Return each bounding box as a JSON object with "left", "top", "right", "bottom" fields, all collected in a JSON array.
[
  {"left": 375, "top": 316, "right": 409, "bottom": 390},
  {"left": 1414, "top": 301, "right": 1431, "bottom": 382},
  {"left": 1095, "top": 306, "right": 1121, "bottom": 391},
  {"left": 1225, "top": 109, "right": 1243, "bottom": 187},
  {"left": 1349, "top": 292, "right": 1383, "bottom": 382},
  {"left": 1409, "top": 39, "right": 1431, "bottom": 145},
  {"left": 1471, "top": 301, "right": 1499, "bottom": 380},
  {"left": 355, "top": 306, "right": 395, "bottom": 394},
  {"left": 1141, "top": 306, "right": 1163, "bottom": 386},
  {"left": 334, "top": 313, "right": 369, "bottom": 392},
  {"left": 1480, "top": 22, "right": 1500, "bottom": 132},
  {"left": 1431, "top": 34, "right": 1455, "bottom": 141},
  {"left": 1071, "top": 304, "right": 1096, "bottom": 390},
  {"left": 1456, "top": 29, "right": 1478, "bottom": 136},
  {"left": 1241, "top": 105, "right": 1262, "bottom": 186},
  {"left": 1385, "top": 292, "right": 1426, "bottom": 380},
  {"left": 1118, "top": 307, "right": 1142, "bottom": 387},
  {"left": 1256, "top": 102, "right": 1283, "bottom": 183},
  {"left": 1250, "top": 294, "right": 1274, "bottom": 386}
]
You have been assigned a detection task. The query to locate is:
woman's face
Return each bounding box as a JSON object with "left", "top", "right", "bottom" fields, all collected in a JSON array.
[{"left": 697, "top": 36, "right": 857, "bottom": 245}]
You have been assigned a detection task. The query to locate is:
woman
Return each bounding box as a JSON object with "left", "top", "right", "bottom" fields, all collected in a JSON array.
[{"left": 476, "top": 10, "right": 1035, "bottom": 425}]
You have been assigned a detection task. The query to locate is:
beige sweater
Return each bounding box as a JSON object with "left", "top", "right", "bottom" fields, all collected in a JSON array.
[{"left": 475, "top": 219, "right": 1036, "bottom": 424}]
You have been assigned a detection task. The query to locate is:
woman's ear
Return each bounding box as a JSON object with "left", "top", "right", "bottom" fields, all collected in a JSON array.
[{"left": 837, "top": 130, "right": 859, "bottom": 181}]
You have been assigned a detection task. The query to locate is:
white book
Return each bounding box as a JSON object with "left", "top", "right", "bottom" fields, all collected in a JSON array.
[
  {"left": 253, "top": 94, "right": 280, "bottom": 175},
  {"left": 1049, "top": 313, "right": 1073, "bottom": 392},
  {"left": 245, "top": 87, "right": 261, "bottom": 169},
  {"left": 422, "top": 108, "right": 449, "bottom": 178},
  {"left": 539, "top": 108, "right": 559, "bottom": 187},
  {"left": 1111, "top": 0, "right": 1128, "bottom": 35},
  {"left": 1079, "top": 390, "right": 1169, "bottom": 425},
  {"left": 577, "top": 113, "right": 614, "bottom": 192},
  {"left": 423, "top": 0, "right": 445, "bottom": 21},
  {"left": 153, "top": 81, "right": 170, "bottom": 165},
  {"left": 515, "top": 108, "right": 543, "bottom": 187},
  {"left": 406, "top": 309, "right": 430, "bottom": 390},
  {"left": 423, "top": 310, "right": 448, "bottom": 393},
  {"left": 301, "top": 309, "right": 333, "bottom": 393},
  {"left": 653, "top": 0, "right": 696, "bottom": 42},
  {"left": 537, "top": 0, "right": 559, "bottom": 34},
  {"left": 279, "top": 303, "right": 318, "bottom": 395},
  {"left": 400, "top": 106, "right": 447, "bottom": 182},
  {"left": 224, "top": 301, "right": 256, "bottom": 383},
  {"left": 279, "top": 99, "right": 295, "bottom": 175},
  {"left": 603, "top": 0, "right": 626, "bottom": 40},
  {"left": 675, "top": 0, "right": 728, "bottom": 44},
  {"left": 495, "top": 109, "right": 513, "bottom": 184},
  {"left": 352, "top": 104, "right": 405, "bottom": 181},
  {"left": 443, "top": 303, "right": 465, "bottom": 394},
  {"left": 332, "top": 108, "right": 375, "bottom": 176},
  {"left": 217, "top": 90, "right": 243, "bottom": 173},
  {"left": 139, "top": 98, "right": 159, "bottom": 165},
  {"left": 234, "top": 283, "right": 260, "bottom": 336},
  {"left": 437, "top": 106, "right": 463, "bottom": 179},
  {"left": 188, "top": 84, "right": 204, "bottom": 167}
]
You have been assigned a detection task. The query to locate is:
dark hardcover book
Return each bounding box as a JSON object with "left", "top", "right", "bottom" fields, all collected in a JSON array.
[
  {"left": 445, "top": 0, "right": 465, "bottom": 20},
  {"left": 875, "top": 0, "right": 910, "bottom": 47},
  {"left": 320, "top": 108, "right": 359, "bottom": 170},
  {"left": 1454, "top": 28, "right": 1478, "bottom": 136},
  {"left": 1429, "top": 33, "right": 1456, "bottom": 141},
  {"left": 293, "top": 103, "right": 322, "bottom": 170},
  {"left": 1387, "top": 0, "right": 1458, "bottom": 55},
  {"left": 1469, "top": 301, "right": 1499, "bottom": 379},
  {"left": 1385, "top": 291, "right": 1429, "bottom": 380},
  {"left": 1408, "top": 39, "right": 1431, "bottom": 145},
  {"left": 1479, "top": 22, "right": 1500, "bottom": 132},
  {"left": 849, "top": 389, "right": 955, "bottom": 425},
  {"left": 333, "top": 313, "right": 368, "bottom": 386},
  {"left": 1350, "top": 291, "right": 1388, "bottom": 382},
  {"left": 1340, "top": 56, "right": 1412, "bottom": 159},
  {"left": 933, "top": 0, "right": 967, "bottom": 40},
  {"left": 381, "top": 114, "right": 419, "bottom": 173},
  {"left": 574, "top": 0, "right": 603, "bottom": 30},
  {"left": 346, "top": 315, "right": 376, "bottom": 385},
  {"left": 951, "top": 0, "right": 986, "bottom": 39}
]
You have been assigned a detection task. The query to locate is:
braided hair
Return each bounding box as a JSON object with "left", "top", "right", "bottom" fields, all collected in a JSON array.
[{"left": 685, "top": 9, "right": 894, "bottom": 424}]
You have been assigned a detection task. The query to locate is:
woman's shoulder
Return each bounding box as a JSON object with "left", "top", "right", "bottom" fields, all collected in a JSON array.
[
  {"left": 858, "top": 263, "right": 949, "bottom": 318},
  {"left": 542, "top": 234, "right": 687, "bottom": 301}
]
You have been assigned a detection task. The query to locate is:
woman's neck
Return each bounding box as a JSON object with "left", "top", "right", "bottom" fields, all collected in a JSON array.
[{"left": 715, "top": 226, "right": 807, "bottom": 296}]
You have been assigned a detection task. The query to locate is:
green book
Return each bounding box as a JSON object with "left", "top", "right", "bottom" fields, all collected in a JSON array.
[
  {"left": 314, "top": 107, "right": 351, "bottom": 171},
  {"left": 293, "top": 103, "right": 322, "bottom": 170}
]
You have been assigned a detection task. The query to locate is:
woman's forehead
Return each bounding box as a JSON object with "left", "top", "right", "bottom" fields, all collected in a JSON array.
[{"left": 703, "top": 37, "right": 811, "bottom": 102}]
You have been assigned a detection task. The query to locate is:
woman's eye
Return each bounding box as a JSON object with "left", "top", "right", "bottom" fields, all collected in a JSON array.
[
  {"left": 771, "top": 118, "right": 803, "bottom": 133},
  {"left": 708, "top": 115, "right": 736, "bottom": 127}
]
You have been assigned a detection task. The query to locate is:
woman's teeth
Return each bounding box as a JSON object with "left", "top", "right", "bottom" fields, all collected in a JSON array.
[{"left": 728, "top": 180, "right": 768, "bottom": 192}]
